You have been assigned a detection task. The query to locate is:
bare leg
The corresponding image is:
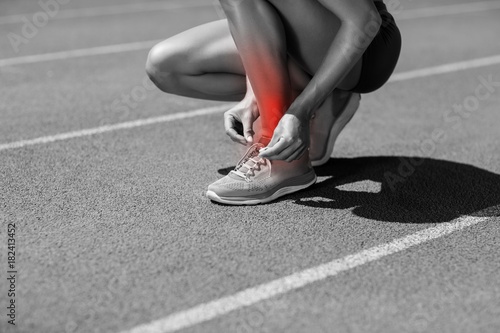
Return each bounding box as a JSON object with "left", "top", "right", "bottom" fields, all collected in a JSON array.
[
  {"left": 146, "top": 19, "right": 310, "bottom": 102},
  {"left": 222, "top": 0, "right": 300, "bottom": 141},
  {"left": 146, "top": 20, "right": 246, "bottom": 101},
  {"left": 146, "top": 1, "right": 362, "bottom": 102},
  {"left": 146, "top": 0, "right": 362, "bottom": 142}
]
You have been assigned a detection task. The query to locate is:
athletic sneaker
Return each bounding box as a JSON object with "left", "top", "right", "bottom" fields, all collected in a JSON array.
[
  {"left": 309, "top": 92, "right": 361, "bottom": 166},
  {"left": 207, "top": 143, "right": 316, "bottom": 205}
]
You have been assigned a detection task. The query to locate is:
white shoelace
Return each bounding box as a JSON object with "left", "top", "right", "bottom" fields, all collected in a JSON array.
[
  {"left": 230, "top": 144, "right": 269, "bottom": 182},
  {"left": 231, "top": 156, "right": 268, "bottom": 182}
]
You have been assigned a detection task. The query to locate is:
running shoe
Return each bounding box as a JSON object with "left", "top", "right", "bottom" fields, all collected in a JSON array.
[
  {"left": 207, "top": 143, "right": 316, "bottom": 205},
  {"left": 310, "top": 92, "right": 361, "bottom": 166}
]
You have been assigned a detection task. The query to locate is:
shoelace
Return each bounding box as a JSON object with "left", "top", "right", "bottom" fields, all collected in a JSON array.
[{"left": 230, "top": 145, "right": 269, "bottom": 182}]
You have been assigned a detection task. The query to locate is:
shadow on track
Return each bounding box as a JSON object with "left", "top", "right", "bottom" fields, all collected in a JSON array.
[{"left": 218, "top": 157, "right": 500, "bottom": 223}]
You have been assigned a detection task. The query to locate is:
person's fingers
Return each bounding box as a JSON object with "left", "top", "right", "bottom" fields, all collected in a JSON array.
[
  {"left": 224, "top": 113, "right": 246, "bottom": 145},
  {"left": 241, "top": 116, "right": 254, "bottom": 144},
  {"left": 259, "top": 137, "right": 289, "bottom": 159},
  {"left": 267, "top": 132, "right": 281, "bottom": 148},
  {"left": 271, "top": 143, "right": 302, "bottom": 161},
  {"left": 285, "top": 146, "right": 307, "bottom": 163},
  {"left": 297, "top": 145, "right": 309, "bottom": 159}
]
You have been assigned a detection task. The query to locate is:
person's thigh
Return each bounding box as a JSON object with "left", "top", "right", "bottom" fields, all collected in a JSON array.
[
  {"left": 148, "top": 19, "right": 245, "bottom": 76},
  {"left": 266, "top": 0, "right": 362, "bottom": 91},
  {"left": 147, "top": 17, "right": 320, "bottom": 95}
]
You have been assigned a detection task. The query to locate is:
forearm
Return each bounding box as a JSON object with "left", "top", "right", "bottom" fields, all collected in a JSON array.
[{"left": 288, "top": 13, "right": 381, "bottom": 121}]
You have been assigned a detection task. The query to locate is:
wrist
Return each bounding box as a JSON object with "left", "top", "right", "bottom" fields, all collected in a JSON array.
[
  {"left": 287, "top": 84, "right": 326, "bottom": 121},
  {"left": 287, "top": 99, "right": 314, "bottom": 123}
]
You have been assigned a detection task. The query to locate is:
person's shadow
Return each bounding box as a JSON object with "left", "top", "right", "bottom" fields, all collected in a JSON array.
[{"left": 218, "top": 156, "right": 500, "bottom": 223}]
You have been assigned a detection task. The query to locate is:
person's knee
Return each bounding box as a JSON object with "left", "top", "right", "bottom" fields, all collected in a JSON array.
[{"left": 145, "top": 42, "right": 184, "bottom": 93}]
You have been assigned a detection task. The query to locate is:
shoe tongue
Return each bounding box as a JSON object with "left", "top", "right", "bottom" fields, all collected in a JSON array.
[
  {"left": 244, "top": 143, "right": 264, "bottom": 160},
  {"left": 231, "top": 143, "right": 265, "bottom": 178}
]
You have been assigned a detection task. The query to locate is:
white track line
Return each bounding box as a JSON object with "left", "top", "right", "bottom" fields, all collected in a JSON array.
[
  {"left": 0, "top": 0, "right": 213, "bottom": 25},
  {"left": 0, "top": 105, "right": 230, "bottom": 152},
  {"left": 1, "top": 0, "right": 500, "bottom": 67},
  {"left": 123, "top": 216, "right": 487, "bottom": 333},
  {"left": 396, "top": 0, "right": 500, "bottom": 20},
  {"left": 2, "top": 0, "right": 500, "bottom": 68},
  {"left": 1, "top": 0, "right": 498, "bottom": 24},
  {"left": 1, "top": 53, "right": 499, "bottom": 152},
  {"left": 0, "top": 40, "right": 161, "bottom": 67},
  {"left": 390, "top": 54, "right": 500, "bottom": 82}
]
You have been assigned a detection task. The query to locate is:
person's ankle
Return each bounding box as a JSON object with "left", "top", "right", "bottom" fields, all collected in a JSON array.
[{"left": 271, "top": 152, "right": 312, "bottom": 174}]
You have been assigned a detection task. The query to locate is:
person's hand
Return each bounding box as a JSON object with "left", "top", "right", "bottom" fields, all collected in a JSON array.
[
  {"left": 224, "top": 95, "right": 259, "bottom": 145},
  {"left": 259, "top": 113, "right": 310, "bottom": 162}
]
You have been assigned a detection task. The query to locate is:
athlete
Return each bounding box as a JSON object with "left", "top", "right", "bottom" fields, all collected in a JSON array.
[{"left": 146, "top": 0, "right": 401, "bottom": 205}]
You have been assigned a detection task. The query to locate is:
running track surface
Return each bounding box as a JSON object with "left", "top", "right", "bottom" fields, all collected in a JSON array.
[{"left": 0, "top": 0, "right": 499, "bottom": 332}]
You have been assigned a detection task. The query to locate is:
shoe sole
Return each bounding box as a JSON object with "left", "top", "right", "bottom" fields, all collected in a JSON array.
[
  {"left": 206, "top": 171, "right": 317, "bottom": 206},
  {"left": 311, "top": 93, "right": 361, "bottom": 167}
]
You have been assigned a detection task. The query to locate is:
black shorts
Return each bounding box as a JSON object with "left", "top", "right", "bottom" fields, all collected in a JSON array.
[{"left": 351, "top": 2, "right": 402, "bottom": 94}]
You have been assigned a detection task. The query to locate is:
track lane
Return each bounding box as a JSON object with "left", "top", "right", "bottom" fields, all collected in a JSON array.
[
  {"left": 1, "top": 1, "right": 499, "bottom": 332},
  {"left": 2, "top": 65, "right": 499, "bottom": 332}
]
